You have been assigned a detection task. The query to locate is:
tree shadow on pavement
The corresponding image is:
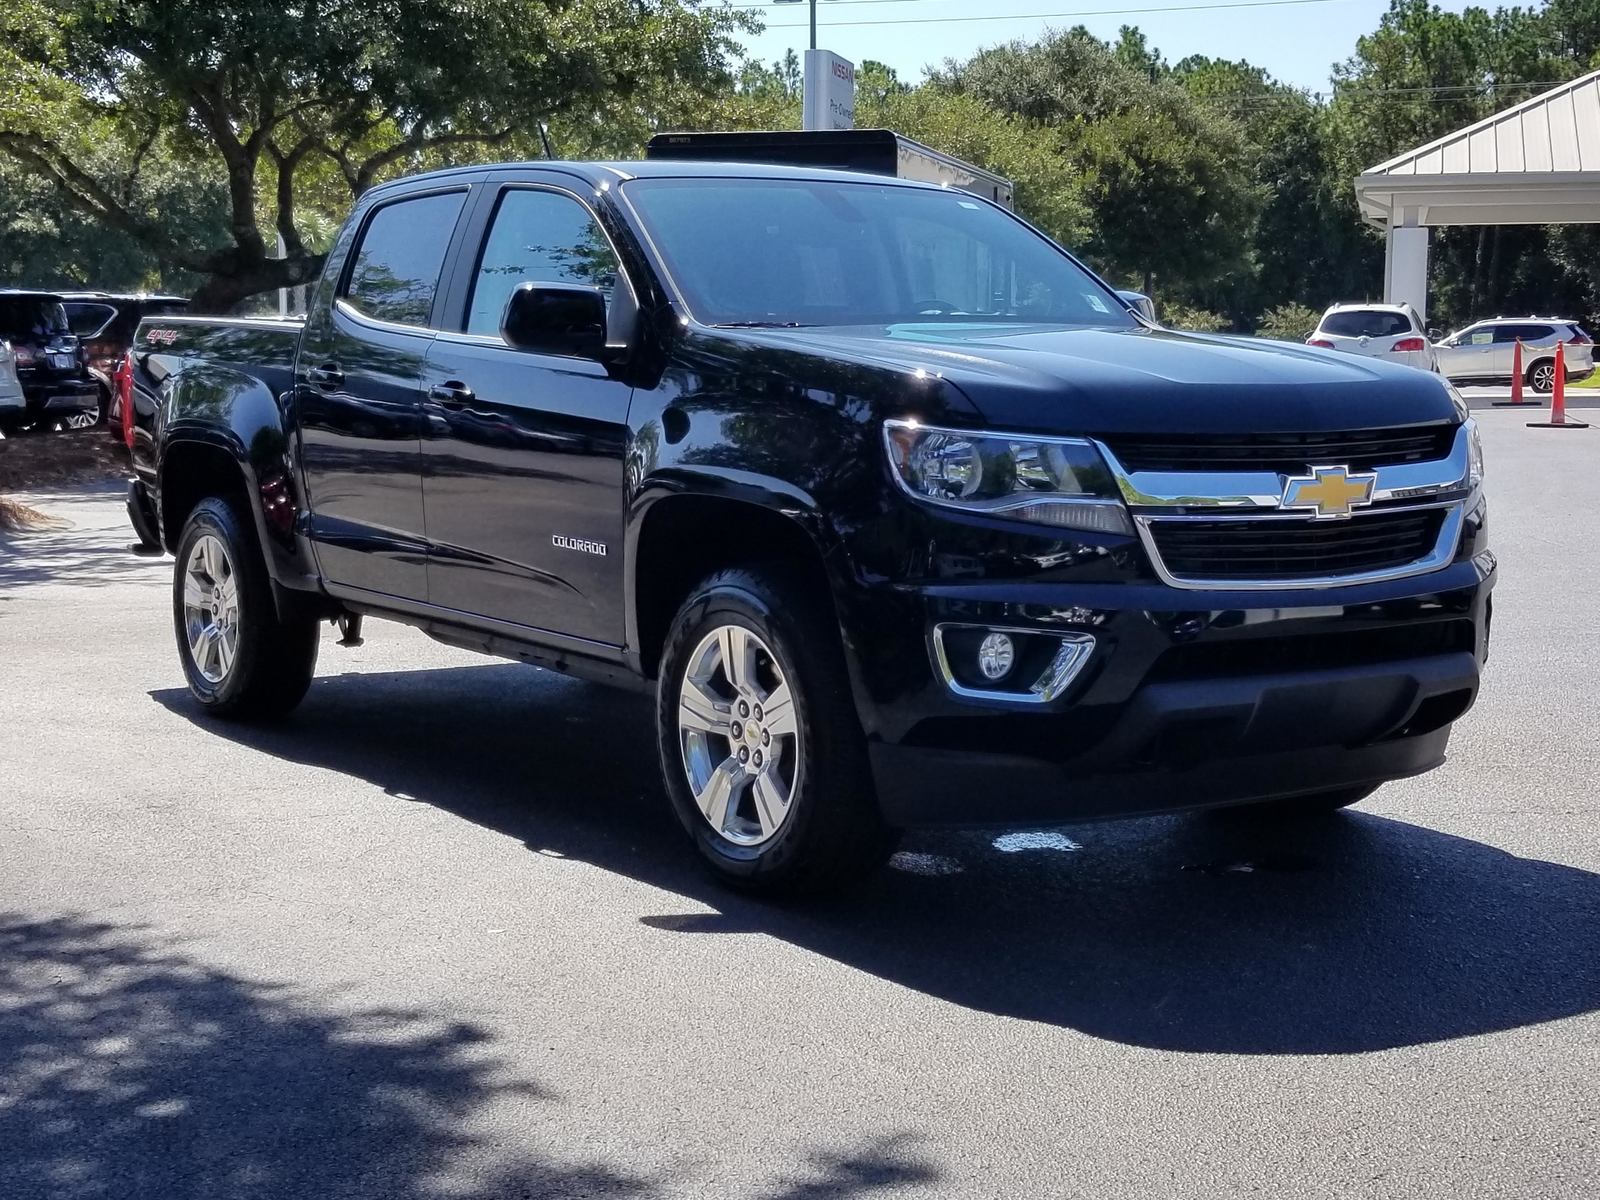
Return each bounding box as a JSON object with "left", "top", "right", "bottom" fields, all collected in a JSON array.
[
  {"left": 153, "top": 662, "right": 1600, "bottom": 1057},
  {"left": 0, "top": 913, "right": 937, "bottom": 1200},
  {"left": 0, "top": 483, "right": 166, "bottom": 593},
  {"left": 0, "top": 913, "right": 645, "bottom": 1200}
]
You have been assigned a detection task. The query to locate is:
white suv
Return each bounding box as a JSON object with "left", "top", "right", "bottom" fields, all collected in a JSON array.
[
  {"left": 1434, "top": 317, "right": 1595, "bottom": 392},
  {"left": 1308, "top": 303, "right": 1438, "bottom": 374}
]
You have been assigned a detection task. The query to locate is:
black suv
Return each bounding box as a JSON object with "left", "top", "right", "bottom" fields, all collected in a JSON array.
[
  {"left": 60, "top": 292, "right": 190, "bottom": 424},
  {"left": 0, "top": 290, "right": 101, "bottom": 430}
]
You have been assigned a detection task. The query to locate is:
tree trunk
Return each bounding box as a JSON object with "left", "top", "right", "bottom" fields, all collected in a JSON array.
[
  {"left": 188, "top": 250, "right": 328, "bottom": 315},
  {"left": 1485, "top": 226, "right": 1504, "bottom": 315}
]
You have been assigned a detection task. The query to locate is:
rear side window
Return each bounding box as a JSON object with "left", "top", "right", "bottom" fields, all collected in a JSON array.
[
  {"left": 1494, "top": 323, "right": 1553, "bottom": 342},
  {"left": 1321, "top": 310, "right": 1412, "bottom": 338},
  {"left": 466, "top": 188, "right": 620, "bottom": 336},
  {"left": 344, "top": 191, "right": 468, "bottom": 327},
  {"left": 64, "top": 303, "right": 116, "bottom": 337}
]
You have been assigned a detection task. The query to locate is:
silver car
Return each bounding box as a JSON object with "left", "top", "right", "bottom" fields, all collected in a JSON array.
[
  {"left": 1434, "top": 317, "right": 1595, "bottom": 392},
  {"left": 0, "top": 340, "right": 25, "bottom": 430}
]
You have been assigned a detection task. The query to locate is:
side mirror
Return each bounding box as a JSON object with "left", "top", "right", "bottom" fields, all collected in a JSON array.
[
  {"left": 1428, "top": 328, "right": 1442, "bottom": 341},
  {"left": 501, "top": 282, "right": 609, "bottom": 359}
]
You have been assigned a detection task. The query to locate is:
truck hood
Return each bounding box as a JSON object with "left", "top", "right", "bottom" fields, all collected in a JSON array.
[{"left": 738, "top": 323, "right": 1461, "bottom": 435}]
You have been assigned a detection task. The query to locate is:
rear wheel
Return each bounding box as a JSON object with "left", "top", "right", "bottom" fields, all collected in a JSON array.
[
  {"left": 173, "top": 497, "right": 319, "bottom": 719},
  {"left": 1528, "top": 359, "right": 1558, "bottom": 393},
  {"left": 656, "top": 565, "right": 895, "bottom": 894}
]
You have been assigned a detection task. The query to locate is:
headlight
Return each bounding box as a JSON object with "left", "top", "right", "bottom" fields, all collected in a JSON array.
[
  {"left": 1467, "top": 417, "right": 1484, "bottom": 488},
  {"left": 883, "top": 419, "right": 1133, "bottom": 535}
]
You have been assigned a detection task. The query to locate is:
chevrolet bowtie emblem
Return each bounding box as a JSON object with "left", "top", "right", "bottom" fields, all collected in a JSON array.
[{"left": 1280, "top": 465, "right": 1377, "bottom": 519}]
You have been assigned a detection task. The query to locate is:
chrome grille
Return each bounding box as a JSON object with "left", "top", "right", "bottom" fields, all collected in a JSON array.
[{"left": 1147, "top": 509, "right": 1447, "bottom": 582}]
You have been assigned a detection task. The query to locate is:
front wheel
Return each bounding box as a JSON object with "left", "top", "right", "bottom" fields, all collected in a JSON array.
[
  {"left": 173, "top": 497, "right": 319, "bottom": 719},
  {"left": 1528, "top": 359, "right": 1559, "bottom": 393},
  {"left": 656, "top": 566, "right": 895, "bottom": 894}
]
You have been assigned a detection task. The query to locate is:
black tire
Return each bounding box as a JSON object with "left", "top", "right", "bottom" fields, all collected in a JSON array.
[
  {"left": 1528, "top": 359, "right": 1558, "bottom": 393},
  {"left": 655, "top": 565, "right": 895, "bottom": 895},
  {"left": 172, "top": 496, "right": 319, "bottom": 719},
  {"left": 1226, "top": 784, "right": 1378, "bottom": 819}
]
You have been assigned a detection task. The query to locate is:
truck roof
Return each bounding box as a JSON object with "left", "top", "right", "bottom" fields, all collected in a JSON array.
[{"left": 364, "top": 157, "right": 968, "bottom": 202}]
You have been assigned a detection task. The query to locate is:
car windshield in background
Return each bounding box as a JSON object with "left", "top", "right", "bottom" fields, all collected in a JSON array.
[
  {"left": 622, "top": 178, "right": 1134, "bottom": 330},
  {"left": 1321, "top": 310, "right": 1412, "bottom": 338},
  {"left": 0, "top": 296, "right": 71, "bottom": 339}
]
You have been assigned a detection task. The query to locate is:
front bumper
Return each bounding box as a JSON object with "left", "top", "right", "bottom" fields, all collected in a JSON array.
[{"left": 846, "top": 553, "right": 1494, "bottom": 828}]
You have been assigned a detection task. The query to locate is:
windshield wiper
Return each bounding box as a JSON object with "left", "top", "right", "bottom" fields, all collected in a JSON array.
[{"left": 711, "top": 320, "right": 815, "bottom": 329}]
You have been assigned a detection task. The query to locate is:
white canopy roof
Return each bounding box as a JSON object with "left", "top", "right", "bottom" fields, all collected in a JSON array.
[{"left": 1356, "top": 69, "right": 1600, "bottom": 227}]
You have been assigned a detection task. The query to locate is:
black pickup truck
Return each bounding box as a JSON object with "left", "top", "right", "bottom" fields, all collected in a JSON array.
[{"left": 127, "top": 159, "right": 1494, "bottom": 892}]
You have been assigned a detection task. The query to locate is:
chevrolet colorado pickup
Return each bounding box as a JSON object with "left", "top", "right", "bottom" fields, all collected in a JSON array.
[{"left": 127, "top": 160, "right": 1494, "bottom": 893}]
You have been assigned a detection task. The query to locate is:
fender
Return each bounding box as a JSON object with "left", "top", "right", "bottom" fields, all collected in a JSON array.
[{"left": 152, "top": 347, "right": 325, "bottom": 610}]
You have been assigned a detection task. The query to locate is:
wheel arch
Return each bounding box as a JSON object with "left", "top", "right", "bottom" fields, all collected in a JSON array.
[{"left": 626, "top": 484, "right": 851, "bottom": 684}]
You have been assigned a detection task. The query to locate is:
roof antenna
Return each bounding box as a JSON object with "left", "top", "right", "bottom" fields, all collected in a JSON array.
[{"left": 538, "top": 122, "right": 556, "bottom": 160}]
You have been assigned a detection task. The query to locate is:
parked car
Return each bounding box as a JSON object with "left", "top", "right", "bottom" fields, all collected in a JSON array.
[
  {"left": 1433, "top": 317, "right": 1595, "bottom": 391},
  {"left": 60, "top": 292, "right": 189, "bottom": 424},
  {"left": 0, "top": 339, "right": 25, "bottom": 430},
  {"left": 1308, "top": 303, "right": 1439, "bottom": 373},
  {"left": 127, "top": 158, "right": 1492, "bottom": 894},
  {"left": 0, "top": 290, "right": 101, "bottom": 429}
]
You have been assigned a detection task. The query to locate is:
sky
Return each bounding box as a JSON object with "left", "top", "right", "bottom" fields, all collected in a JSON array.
[{"left": 732, "top": 0, "right": 1481, "bottom": 95}]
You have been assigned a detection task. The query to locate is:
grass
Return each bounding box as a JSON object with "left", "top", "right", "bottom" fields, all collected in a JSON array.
[{"left": 1570, "top": 372, "right": 1600, "bottom": 389}]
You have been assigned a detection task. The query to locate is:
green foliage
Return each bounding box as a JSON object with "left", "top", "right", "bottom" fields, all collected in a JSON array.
[
  {"left": 933, "top": 30, "right": 1262, "bottom": 305},
  {"left": 1159, "top": 303, "right": 1229, "bottom": 333},
  {"left": 4, "top": 0, "right": 1600, "bottom": 333},
  {"left": 1257, "top": 302, "right": 1324, "bottom": 342},
  {"left": 1, "top": 0, "right": 748, "bottom": 308}
]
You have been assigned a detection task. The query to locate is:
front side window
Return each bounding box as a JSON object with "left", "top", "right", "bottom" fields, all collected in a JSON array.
[
  {"left": 466, "top": 188, "right": 621, "bottom": 336},
  {"left": 344, "top": 190, "right": 468, "bottom": 327},
  {"left": 622, "top": 178, "right": 1133, "bottom": 329}
]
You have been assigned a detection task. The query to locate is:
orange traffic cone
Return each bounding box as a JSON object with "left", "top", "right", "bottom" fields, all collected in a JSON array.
[
  {"left": 1528, "top": 342, "right": 1589, "bottom": 429},
  {"left": 1493, "top": 339, "right": 1533, "bottom": 406}
]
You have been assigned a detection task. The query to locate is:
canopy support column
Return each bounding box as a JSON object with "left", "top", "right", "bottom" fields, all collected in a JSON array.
[{"left": 1383, "top": 215, "right": 1429, "bottom": 323}]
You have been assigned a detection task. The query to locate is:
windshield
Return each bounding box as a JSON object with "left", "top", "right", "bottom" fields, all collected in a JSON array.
[{"left": 622, "top": 177, "right": 1134, "bottom": 330}]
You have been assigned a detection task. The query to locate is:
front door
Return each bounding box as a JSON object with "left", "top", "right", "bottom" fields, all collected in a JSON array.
[
  {"left": 296, "top": 186, "right": 472, "bottom": 600},
  {"left": 421, "top": 180, "right": 633, "bottom": 646},
  {"left": 1441, "top": 325, "right": 1496, "bottom": 382}
]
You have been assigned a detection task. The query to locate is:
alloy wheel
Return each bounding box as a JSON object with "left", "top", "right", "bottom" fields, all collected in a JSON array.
[
  {"left": 182, "top": 534, "right": 240, "bottom": 684},
  {"left": 1533, "top": 363, "right": 1556, "bottom": 391},
  {"left": 676, "top": 624, "right": 801, "bottom": 846}
]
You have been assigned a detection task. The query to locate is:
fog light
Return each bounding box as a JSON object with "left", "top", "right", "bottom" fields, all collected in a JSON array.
[{"left": 977, "top": 632, "right": 1015, "bottom": 680}]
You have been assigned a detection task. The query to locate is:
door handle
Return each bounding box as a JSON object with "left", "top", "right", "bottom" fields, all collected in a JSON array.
[
  {"left": 307, "top": 363, "right": 343, "bottom": 389},
  {"left": 428, "top": 382, "right": 475, "bottom": 409}
]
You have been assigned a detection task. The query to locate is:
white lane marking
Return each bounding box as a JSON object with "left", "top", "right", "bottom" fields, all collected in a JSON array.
[{"left": 992, "top": 831, "right": 1082, "bottom": 853}]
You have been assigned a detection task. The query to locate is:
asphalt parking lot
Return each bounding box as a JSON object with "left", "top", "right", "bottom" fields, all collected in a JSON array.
[{"left": 3, "top": 398, "right": 1597, "bottom": 1199}]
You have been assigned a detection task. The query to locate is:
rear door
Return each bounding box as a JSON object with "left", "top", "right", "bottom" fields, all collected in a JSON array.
[
  {"left": 419, "top": 173, "right": 634, "bottom": 646},
  {"left": 1493, "top": 323, "right": 1552, "bottom": 378},
  {"left": 296, "top": 184, "right": 475, "bottom": 600}
]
